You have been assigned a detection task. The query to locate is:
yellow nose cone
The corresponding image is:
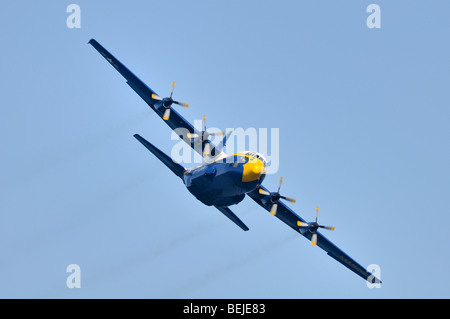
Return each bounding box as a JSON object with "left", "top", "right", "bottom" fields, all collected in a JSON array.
[
  {"left": 242, "top": 157, "right": 266, "bottom": 182},
  {"left": 252, "top": 164, "right": 261, "bottom": 174}
]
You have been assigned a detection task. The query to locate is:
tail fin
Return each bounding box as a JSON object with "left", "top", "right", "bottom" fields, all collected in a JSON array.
[{"left": 133, "top": 134, "right": 185, "bottom": 178}]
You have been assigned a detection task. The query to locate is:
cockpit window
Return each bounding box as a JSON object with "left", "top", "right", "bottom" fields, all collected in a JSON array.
[
  {"left": 229, "top": 155, "right": 248, "bottom": 164},
  {"left": 238, "top": 155, "right": 248, "bottom": 163},
  {"left": 243, "top": 151, "right": 267, "bottom": 165}
]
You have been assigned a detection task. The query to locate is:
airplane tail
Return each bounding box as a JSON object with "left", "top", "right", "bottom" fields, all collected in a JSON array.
[
  {"left": 133, "top": 134, "right": 185, "bottom": 179},
  {"left": 214, "top": 206, "right": 249, "bottom": 231}
]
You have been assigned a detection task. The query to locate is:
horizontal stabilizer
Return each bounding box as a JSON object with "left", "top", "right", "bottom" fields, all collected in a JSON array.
[
  {"left": 214, "top": 206, "right": 249, "bottom": 231},
  {"left": 133, "top": 134, "right": 185, "bottom": 178}
]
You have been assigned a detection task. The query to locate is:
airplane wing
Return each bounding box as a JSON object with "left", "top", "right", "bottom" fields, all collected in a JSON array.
[
  {"left": 89, "top": 39, "right": 208, "bottom": 157},
  {"left": 247, "top": 186, "right": 381, "bottom": 283}
]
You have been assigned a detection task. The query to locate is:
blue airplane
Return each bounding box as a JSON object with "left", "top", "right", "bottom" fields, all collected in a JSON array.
[{"left": 89, "top": 39, "right": 381, "bottom": 284}]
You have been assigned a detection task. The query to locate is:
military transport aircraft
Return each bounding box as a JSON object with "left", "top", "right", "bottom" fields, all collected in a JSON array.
[{"left": 89, "top": 39, "right": 381, "bottom": 284}]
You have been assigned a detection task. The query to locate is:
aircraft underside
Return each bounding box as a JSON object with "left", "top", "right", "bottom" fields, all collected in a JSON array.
[{"left": 184, "top": 161, "right": 265, "bottom": 207}]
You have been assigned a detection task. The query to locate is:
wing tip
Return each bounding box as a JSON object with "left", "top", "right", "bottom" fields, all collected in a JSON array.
[{"left": 214, "top": 206, "right": 249, "bottom": 231}]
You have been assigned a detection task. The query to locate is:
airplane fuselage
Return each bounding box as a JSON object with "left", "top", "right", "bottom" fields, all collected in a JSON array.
[{"left": 183, "top": 152, "right": 266, "bottom": 207}]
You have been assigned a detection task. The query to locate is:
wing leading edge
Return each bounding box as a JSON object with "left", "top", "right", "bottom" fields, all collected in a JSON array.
[
  {"left": 89, "top": 39, "right": 208, "bottom": 157},
  {"left": 247, "top": 186, "right": 381, "bottom": 284}
]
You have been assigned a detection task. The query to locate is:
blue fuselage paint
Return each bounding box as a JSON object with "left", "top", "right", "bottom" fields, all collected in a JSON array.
[{"left": 183, "top": 154, "right": 266, "bottom": 207}]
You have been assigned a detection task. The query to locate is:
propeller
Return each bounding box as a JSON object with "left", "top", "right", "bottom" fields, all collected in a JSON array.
[
  {"left": 209, "top": 130, "right": 233, "bottom": 158},
  {"left": 258, "top": 177, "right": 296, "bottom": 216},
  {"left": 151, "top": 82, "right": 188, "bottom": 121},
  {"left": 187, "top": 115, "right": 224, "bottom": 155},
  {"left": 297, "top": 207, "right": 335, "bottom": 245}
]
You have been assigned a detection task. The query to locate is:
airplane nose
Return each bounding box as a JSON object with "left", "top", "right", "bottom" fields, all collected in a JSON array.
[
  {"left": 242, "top": 160, "right": 266, "bottom": 182},
  {"left": 252, "top": 164, "right": 262, "bottom": 174}
]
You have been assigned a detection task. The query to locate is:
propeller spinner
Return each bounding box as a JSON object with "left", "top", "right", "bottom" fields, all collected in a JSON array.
[
  {"left": 258, "top": 177, "right": 296, "bottom": 216},
  {"left": 151, "top": 82, "right": 188, "bottom": 121},
  {"left": 297, "top": 207, "right": 335, "bottom": 245}
]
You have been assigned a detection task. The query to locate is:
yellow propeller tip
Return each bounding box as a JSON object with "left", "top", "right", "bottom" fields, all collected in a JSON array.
[
  {"left": 292, "top": 199, "right": 296, "bottom": 203},
  {"left": 185, "top": 104, "right": 189, "bottom": 108},
  {"left": 163, "top": 116, "right": 169, "bottom": 120},
  {"left": 270, "top": 211, "right": 276, "bottom": 216},
  {"left": 311, "top": 242, "right": 317, "bottom": 246},
  {"left": 172, "top": 82, "right": 175, "bottom": 86},
  {"left": 331, "top": 227, "right": 335, "bottom": 231}
]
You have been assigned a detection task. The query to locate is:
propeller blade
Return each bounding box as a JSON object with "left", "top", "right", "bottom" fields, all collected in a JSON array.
[
  {"left": 280, "top": 196, "right": 296, "bottom": 203},
  {"left": 270, "top": 203, "right": 278, "bottom": 215},
  {"left": 209, "top": 130, "right": 232, "bottom": 157},
  {"left": 187, "top": 132, "right": 200, "bottom": 139},
  {"left": 315, "top": 206, "right": 319, "bottom": 223},
  {"left": 311, "top": 233, "right": 318, "bottom": 245},
  {"left": 319, "top": 225, "right": 335, "bottom": 231},
  {"left": 152, "top": 93, "right": 163, "bottom": 101},
  {"left": 163, "top": 108, "right": 171, "bottom": 121},
  {"left": 277, "top": 177, "right": 283, "bottom": 193},
  {"left": 259, "top": 188, "right": 271, "bottom": 196},
  {"left": 155, "top": 82, "right": 189, "bottom": 109},
  {"left": 297, "top": 220, "right": 310, "bottom": 227},
  {"left": 203, "top": 142, "right": 211, "bottom": 155},
  {"left": 200, "top": 115, "right": 223, "bottom": 142},
  {"left": 170, "top": 82, "right": 175, "bottom": 98},
  {"left": 209, "top": 132, "right": 225, "bottom": 136},
  {"left": 173, "top": 100, "right": 189, "bottom": 107}
]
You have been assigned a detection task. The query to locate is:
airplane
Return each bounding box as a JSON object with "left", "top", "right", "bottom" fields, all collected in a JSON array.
[{"left": 88, "top": 38, "right": 381, "bottom": 284}]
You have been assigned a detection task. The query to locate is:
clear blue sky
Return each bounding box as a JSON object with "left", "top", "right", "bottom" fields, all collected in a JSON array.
[{"left": 1, "top": 1, "right": 449, "bottom": 298}]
